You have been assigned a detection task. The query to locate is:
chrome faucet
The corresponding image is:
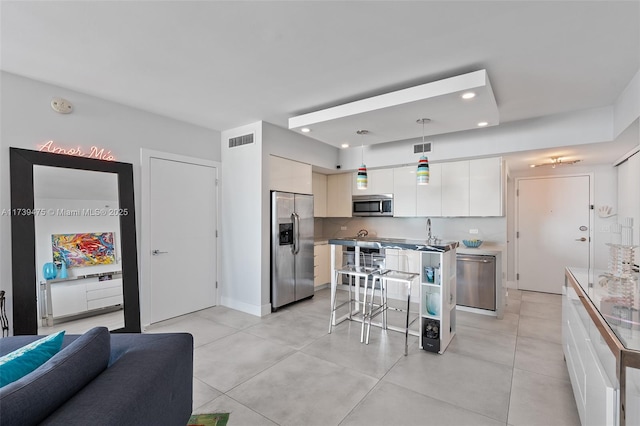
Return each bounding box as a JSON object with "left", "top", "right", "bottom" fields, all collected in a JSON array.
[{"left": 426, "top": 218, "right": 434, "bottom": 244}]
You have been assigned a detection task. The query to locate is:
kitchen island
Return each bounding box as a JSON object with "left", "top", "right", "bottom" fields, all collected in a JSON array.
[{"left": 328, "top": 237, "right": 458, "bottom": 354}]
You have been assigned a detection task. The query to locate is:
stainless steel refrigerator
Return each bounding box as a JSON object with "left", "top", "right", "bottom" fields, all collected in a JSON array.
[{"left": 271, "top": 191, "right": 314, "bottom": 311}]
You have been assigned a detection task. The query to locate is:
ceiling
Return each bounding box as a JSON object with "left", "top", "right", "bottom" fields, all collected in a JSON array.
[
  {"left": 288, "top": 69, "right": 500, "bottom": 147},
  {"left": 1, "top": 1, "right": 639, "bottom": 168}
]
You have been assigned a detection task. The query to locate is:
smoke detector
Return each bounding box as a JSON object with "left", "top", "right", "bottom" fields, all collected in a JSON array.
[{"left": 51, "top": 97, "right": 73, "bottom": 114}]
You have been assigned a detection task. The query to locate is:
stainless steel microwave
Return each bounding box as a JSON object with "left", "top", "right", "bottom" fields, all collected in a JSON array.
[{"left": 352, "top": 194, "right": 393, "bottom": 217}]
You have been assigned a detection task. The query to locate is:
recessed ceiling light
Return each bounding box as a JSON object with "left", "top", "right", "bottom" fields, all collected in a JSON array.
[
  {"left": 477, "top": 121, "right": 489, "bottom": 127},
  {"left": 341, "top": 143, "right": 350, "bottom": 149},
  {"left": 300, "top": 128, "right": 311, "bottom": 133},
  {"left": 462, "top": 92, "right": 476, "bottom": 100}
]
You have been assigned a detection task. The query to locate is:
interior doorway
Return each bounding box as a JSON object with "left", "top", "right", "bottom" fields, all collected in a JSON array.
[
  {"left": 516, "top": 175, "right": 592, "bottom": 294},
  {"left": 141, "top": 150, "right": 220, "bottom": 326}
]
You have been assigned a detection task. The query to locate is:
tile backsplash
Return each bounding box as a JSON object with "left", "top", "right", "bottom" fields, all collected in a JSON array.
[{"left": 317, "top": 216, "right": 507, "bottom": 244}]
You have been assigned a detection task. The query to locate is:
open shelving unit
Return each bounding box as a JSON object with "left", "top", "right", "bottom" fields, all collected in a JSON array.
[{"left": 419, "top": 248, "right": 457, "bottom": 354}]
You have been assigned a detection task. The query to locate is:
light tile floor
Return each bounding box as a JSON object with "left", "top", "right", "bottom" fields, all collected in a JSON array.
[{"left": 144, "top": 288, "right": 581, "bottom": 426}]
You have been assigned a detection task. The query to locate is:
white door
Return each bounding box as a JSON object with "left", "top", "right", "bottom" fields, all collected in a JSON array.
[
  {"left": 149, "top": 158, "right": 217, "bottom": 323},
  {"left": 517, "top": 175, "right": 590, "bottom": 294}
]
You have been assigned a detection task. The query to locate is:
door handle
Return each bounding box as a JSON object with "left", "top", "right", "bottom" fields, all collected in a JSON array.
[
  {"left": 291, "top": 213, "right": 300, "bottom": 255},
  {"left": 152, "top": 249, "right": 169, "bottom": 255},
  {"left": 575, "top": 237, "right": 587, "bottom": 242}
]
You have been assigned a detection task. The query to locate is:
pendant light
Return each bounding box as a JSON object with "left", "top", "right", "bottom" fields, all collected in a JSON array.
[
  {"left": 416, "top": 119, "right": 430, "bottom": 185},
  {"left": 356, "top": 130, "right": 368, "bottom": 190}
]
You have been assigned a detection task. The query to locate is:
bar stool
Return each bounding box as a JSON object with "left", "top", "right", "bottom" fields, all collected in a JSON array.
[
  {"left": 360, "top": 271, "right": 388, "bottom": 343},
  {"left": 328, "top": 258, "right": 379, "bottom": 338},
  {"left": 365, "top": 269, "right": 420, "bottom": 355}
]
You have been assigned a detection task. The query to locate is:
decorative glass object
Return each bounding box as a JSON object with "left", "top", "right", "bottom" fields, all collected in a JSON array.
[
  {"left": 42, "top": 262, "right": 57, "bottom": 280},
  {"left": 58, "top": 260, "right": 68, "bottom": 279},
  {"left": 426, "top": 292, "right": 439, "bottom": 316},
  {"left": 356, "top": 164, "right": 368, "bottom": 190},
  {"left": 417, "top": 156, "right": 430, "bottom": 185}
]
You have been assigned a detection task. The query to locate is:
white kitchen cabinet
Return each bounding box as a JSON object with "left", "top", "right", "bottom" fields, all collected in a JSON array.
[
  {"left": 313, "top": 243, "right": 331, "bottom": 287},
  {"left": 327, "top": 173, "right": 352, "bottom": 217},
  {"left": 269, "top": 155, "right": 312, "bottom": 194},
  {"left": 352, "top": 168, "right": 394, "bottom": 195},
  {"left": 469, "top": 157, "right": 503, "bottom": 216},
  {"left": 393, "top": 166, "right": 416, "bottom": 217},
  {"left": 312, "top": 172, "right": 328, "bottom": 217},
  {"left": 441, "top": 161, "right": 470, "bottom": 216},
  {"left": 416, "top": 162, "right": 442, "bottom": 217}
]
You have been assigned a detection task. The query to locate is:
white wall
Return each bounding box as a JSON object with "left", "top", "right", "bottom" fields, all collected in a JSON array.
[
  {"left": 617, "top": 151, "right": 640, "bottom": 249},
  {"left": 219, "top": 121, "right": 338, "bottom": 316},
  {"left": 614, "top": 69, "right": 640, "bottom": 138},
  {"left": 220, "top": 122, "right": 266, "bottom": 315},
  {"left": 615, "top": 119, "right": 640, "bottom": 250},
  {"left": 0, "top": 72, "right": 221, "bottom": 333}
]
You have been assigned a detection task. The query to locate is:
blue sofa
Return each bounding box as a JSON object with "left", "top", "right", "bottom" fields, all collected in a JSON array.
[{"left": 0, "top": 327, "right": 193, "bottom": 425}]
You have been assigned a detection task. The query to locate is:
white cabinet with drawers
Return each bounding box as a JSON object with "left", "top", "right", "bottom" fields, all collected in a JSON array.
[{"left": 44, "top": 274, "right": 123, "bottom": 323}]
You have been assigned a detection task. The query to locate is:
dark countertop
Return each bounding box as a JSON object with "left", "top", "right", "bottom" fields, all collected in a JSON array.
[{"left": 328, "top": 237, "right": 458, "bottom": 252}]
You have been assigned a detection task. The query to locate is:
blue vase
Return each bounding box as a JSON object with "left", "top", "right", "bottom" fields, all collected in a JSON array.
[
  {"left": 426, "top": 293, "right": 439, "bottom": 316},
  {"left": 58, "top": 260, "right": 68, "bottom": 279},
  {"left": 43, "top": 262, "right": 57, "bottom": 280}
]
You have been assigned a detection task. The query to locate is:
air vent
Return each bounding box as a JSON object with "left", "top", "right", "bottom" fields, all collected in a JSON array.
[
  {"left": 228, "top": 133, "right": 254, "bottom": 148},
  {"left": 413, "top": 142, "right": 432, "bottom": 154}
]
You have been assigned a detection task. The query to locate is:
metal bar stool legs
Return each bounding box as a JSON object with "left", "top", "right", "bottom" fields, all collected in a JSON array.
[
  {"left": 328, "top": 265, "right": 378, "bottom": 334},
  {"left": 362, "top": 275, "right": 388, "bottom": 344},
  {"left": 403, "top": 278, "right": 412, "bottom": 356},
  {"left": 365, "top": 270, "right": 419, "bottom": 356}
]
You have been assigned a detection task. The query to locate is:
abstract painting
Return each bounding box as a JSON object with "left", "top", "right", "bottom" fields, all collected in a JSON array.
[{"left": 52, "top": 232, "right": 116, "bottom": 268}]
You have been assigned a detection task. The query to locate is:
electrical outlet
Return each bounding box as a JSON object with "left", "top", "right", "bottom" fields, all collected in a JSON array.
[
  {"left": 469, "top": 229, "right": 479, "bottom": 234},
  {"left": 340, "top": 226, "right": 347, "bottom": 231}
]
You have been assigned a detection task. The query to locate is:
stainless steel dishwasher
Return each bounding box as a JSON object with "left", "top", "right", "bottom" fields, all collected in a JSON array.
[{"left": 456, "top": 254, "right": 496, "bottom": 310}]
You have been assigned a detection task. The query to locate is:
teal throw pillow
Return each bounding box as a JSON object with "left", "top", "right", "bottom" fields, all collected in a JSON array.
[{"left": 0, "top": 330, "right": 65, "bottom": 387}]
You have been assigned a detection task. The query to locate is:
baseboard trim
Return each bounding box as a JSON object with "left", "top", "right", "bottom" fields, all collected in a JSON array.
[{"left": 220, "top": 297, "right": 271, "bottom": 317}]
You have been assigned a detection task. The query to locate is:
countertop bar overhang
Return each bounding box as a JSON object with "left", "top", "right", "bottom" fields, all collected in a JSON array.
[{"left": 328, "top": 237, "right": 458, "bottom": 252}]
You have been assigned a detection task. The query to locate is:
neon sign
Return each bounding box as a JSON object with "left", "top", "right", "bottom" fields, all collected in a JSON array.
[{"left": 37, "top": 140, "right": 116, "bottom": 161}]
